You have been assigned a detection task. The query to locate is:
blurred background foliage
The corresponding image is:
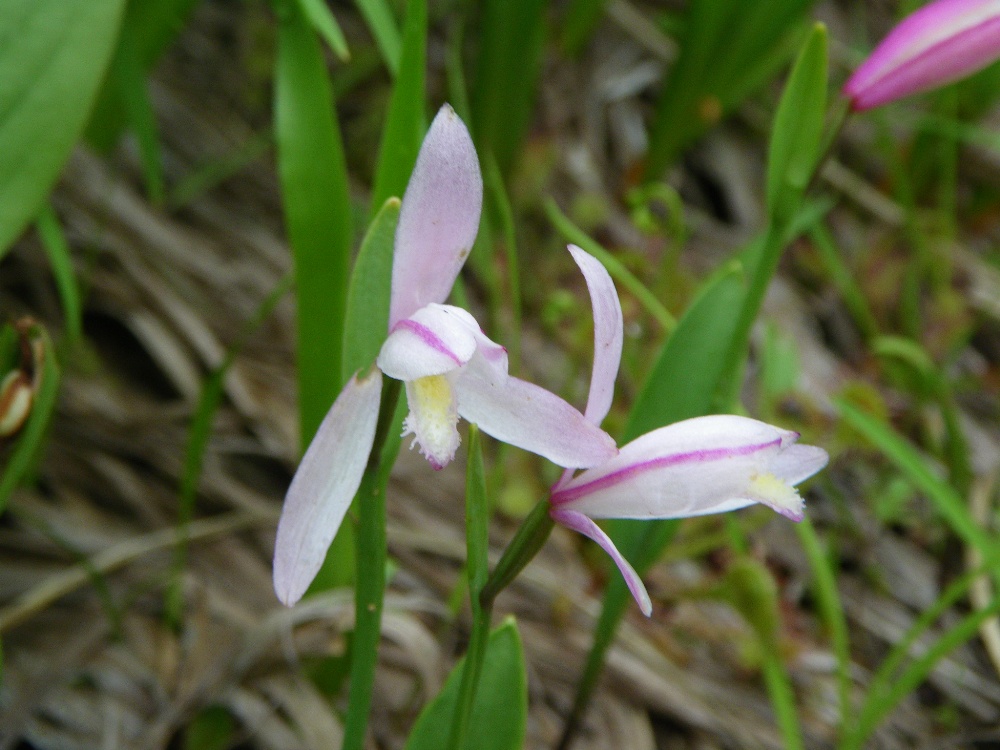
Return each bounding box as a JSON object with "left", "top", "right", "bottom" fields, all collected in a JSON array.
[{"left": 3, "top": 0, "right": 1000, "bottom": 748}]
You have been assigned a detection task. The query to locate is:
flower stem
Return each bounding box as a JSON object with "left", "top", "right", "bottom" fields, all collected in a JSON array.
[
  {"left": 448, "top": 425, "right": 490, "bottom": 750},
  {"left": 479, "top": 498, "right": 554, "bottom": 608},
  {"left": 342, "top": 376, "right": 401, "bottom": 750}
]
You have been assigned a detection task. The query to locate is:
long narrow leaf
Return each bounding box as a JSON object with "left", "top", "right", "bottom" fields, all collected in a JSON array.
[
  {"left": 35, "top": 206, "right": 83, "bottom": 345},
  {"left": 370, "top": 0, "right": 426, "bottom": 215},
  {"left": 274, "top": 0, "right": 353, "bottom": 446},
  {"left": 353, "top": 0, "right": 401, "bottom": 75}
]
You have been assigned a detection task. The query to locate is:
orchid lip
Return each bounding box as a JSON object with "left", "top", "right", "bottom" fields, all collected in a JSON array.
[
  {"left": 550, "top": 437, "right": 782, "bottom": 506},
  {"left": 389, "top": 318, "right": 465, "bottom": 367}
]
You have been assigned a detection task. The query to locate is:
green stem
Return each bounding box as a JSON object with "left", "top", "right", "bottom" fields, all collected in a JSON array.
[
  {"left": 479, "top": 499, "right": 555, "bottom": 607},
  {"left": 449, "top": 426, "right": 491, "bottom": 750},
  {"left": 761, "top": 649, "right": 805, "bottom": 750},
  {"left": 342, "top": 377, "right": 401, "bottom": 750}
]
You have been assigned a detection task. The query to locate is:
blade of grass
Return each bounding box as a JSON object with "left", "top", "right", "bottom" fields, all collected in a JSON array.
[
  {"left": 353, "top": 0, "right": 401, "bottom": 75},
  {"left": 370, "top": 0, "right": 426, "bottom": 216},
  {"left": 114, "top": 30, "right": 165, "bottom": 205},
  {"left": 273, "top": 0, "right": 353, "bottom": 445},
  {"left": 483, "top": 151, "right": 521, "bottom": 370},
  {"left": 296, "top": 0, "right": 350, "bottom": 61},
  {"left": 470, "top": 0, "right": 546, "bottom": 175},
  {"left": 796, "top": 517, "right": 851, "bottom": 737},
  {"left": 837, "top": 399, "right": 998, "bottom": 578},
  {"left": 545, "top": 197, "right": 676, "bottom": 333},
  {"left": 35, "top": 205, "right": 83, "bottom": 346}
]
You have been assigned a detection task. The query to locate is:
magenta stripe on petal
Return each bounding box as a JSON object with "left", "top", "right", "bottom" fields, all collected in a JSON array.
[
  {"left": 390, "top": 319, "right": 464, "bottom": 366},
  {"left": 550, "top": 438, "right": 781, "bottom": 505}
]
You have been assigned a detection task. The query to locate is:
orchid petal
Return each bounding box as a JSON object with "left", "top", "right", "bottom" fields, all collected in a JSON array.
[
  {"left": 551, "top": 415, "right": 825, "bottom": 522},
  {"left": 389, "top": 105, "right": 483, "bottom": 327},
  {"left": 551, "top": 508, "right": 652, "bottom": 617},
  {"left": 568, "top": 244, "right": 623, "bottom": 427},
  {"left": 377, "top": 304, "right": 480, "bottom": 381},
  {"left": 273, "top": 370, "right": 382, "bottom": 606},
  {"left": 453, "top": 349, "right": 618, "bottom": 469},
  {"left": 844, "top": 0, "right": 1000, "bottom": 110}
]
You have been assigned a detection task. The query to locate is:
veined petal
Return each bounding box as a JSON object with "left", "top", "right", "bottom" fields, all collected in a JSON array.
[
  {"left": 389, "top": 105, "right": 483, "bottom": 327},
  {"left": 378, "top": 304, "right": 480, "bottom": 381},
  {"left": 550, "top": 508, "right": 652, "bottom": 617},
  {"left": 844, "top": 0, "right": 1000, "bottom": 110},
  {"left": 551, "top": 415, "right": 820, "bottom": 521},
  {"left": 568, "top": 244, "right": 623, "bottom": 427},
  {"left": 273, "top": 370, "right": 382, "bottom": 606},
  {"left": 453, "top": 349, "right": 618, "bottom": 468}
]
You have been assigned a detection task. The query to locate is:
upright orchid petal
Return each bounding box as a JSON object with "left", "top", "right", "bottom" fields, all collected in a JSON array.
[
  {"left": 568, "top": 244, "right": 623, "bottom": 427},
  {"left": 844, "top": 0, "right": 1000, "bottom": 111},
  {"left": 453, "top": 348, "right": 619, "bottom": 469},
  {"left": 551, "top": 415, "right": 827, "bottom": 523},
  {"left": 389, "top": 105, "right": 484, "bottom": 327},
  {"left": 551, "top": 508, "right": 652, "bottom": 617},
  {"left": 273, "top": 370, "right": 382, "bottom": 606}
]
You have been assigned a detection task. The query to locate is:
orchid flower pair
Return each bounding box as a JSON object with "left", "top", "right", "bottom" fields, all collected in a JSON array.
[
  {"left": 273, "top": 104, "right": 828, "bottom": 616},
  {"left": 274, "top": 106, "right": 616, "bottom": 606}
]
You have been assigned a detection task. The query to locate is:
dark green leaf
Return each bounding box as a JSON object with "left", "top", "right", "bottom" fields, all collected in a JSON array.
[{"left": 405, "top": 618, "right": 527, "bottom": 750}]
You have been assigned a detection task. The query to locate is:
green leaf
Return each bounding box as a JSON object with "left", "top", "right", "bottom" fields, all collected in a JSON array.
[
  {"left": 766, "top": 23, "right": 828, "bottom": 223},
  {"left": 370, "top": 0, "right": 426, "bottom": 215},
  {"left": 625, "top": 260, "right": 746, "bottom": 439},
  {"left": 405, "top": 618, "right": 527, "bottom": 750},
  {"left": 274, "top": 0, "right": 353, "bottom": 446},
  {"left": 471, "top": 0, "right": 546, "bottom": 175},
  {"left": 645, "top": 0, "right": 814, "bottom": 177},
  {"left": 86, "top": 0, "right": 199, "bottom": 151},
  {"left": 297, "top": 0, "right": 350, "bottom": 61},
  {"left": 343, "top": 198, "right": 400, "bottom": 381},
  {"left": 35, "top": 205, "right": 83, "bottom": 345},
  {"left": 353, "top": 0, "right": 401, "bottom": 75},
  {"left": 0, "top": 0, "right": 127, "bottom": 257},
  {"left": 836, "top": 399, "right": 999, "bottom": 575},
  {"left": 0, "top": 323, "right": 60, "bottom": 513}
]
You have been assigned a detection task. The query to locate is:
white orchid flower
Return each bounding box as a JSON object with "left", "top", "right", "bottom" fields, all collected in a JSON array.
[
  {"left": 273, "top": 106, "right": 617, "bottom": 606},
  {"left": 548, "top": 246, "right": 829, "bottom": 616}
]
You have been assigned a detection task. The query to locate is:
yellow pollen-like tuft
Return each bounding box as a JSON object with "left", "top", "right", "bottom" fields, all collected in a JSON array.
[
  {"left": 748, "top": 472, "right": 804, "bottom": 520},
  {"left": 403, "top": 375, "right": 461, "bottom": 469}
]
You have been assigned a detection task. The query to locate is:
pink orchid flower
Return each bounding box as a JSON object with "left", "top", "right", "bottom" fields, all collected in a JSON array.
[
  {"left": 844, "top": 0, "right": 1000, "bottom": 111},
  {"left": 548, "top": 246, "right": 829, "bottom": 616},
  {"left": 273, "top": 106, "right": 617, "bottom": 606}
]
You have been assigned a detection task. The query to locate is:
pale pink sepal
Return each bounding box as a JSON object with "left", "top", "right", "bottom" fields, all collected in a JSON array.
[
  {"left": 273, "top": 370, "right": 383, "bottom": 606},
  {"left": 378, "top": 304, "right": 480, "bottom": 381},
  {"left": 567, "top": 244, "right": 623, "bottom": 427},
  {"left": 551, "top": 415, "right": 827, "bottom": 522},
  {"left": 844, "top": 0, "right": 1000, "bottom": 110},
  {"left": 550, "top": 508, "right": 653, "bottom": 617},
  {"left": 453, "top": 350, "right": 619, "bottom": 469},
  {"left": 389, "top": 105, "right": 483, "bottom": 328}
]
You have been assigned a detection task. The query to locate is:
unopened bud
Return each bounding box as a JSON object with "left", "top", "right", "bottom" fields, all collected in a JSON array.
[{"left": 0, "top": 371, "right": 33, "bottom": 438}]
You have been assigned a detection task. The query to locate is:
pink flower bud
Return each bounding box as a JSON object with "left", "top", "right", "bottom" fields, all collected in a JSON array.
[{"left": 844, "top": 0, "right": 1000, "bottom": 111}]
